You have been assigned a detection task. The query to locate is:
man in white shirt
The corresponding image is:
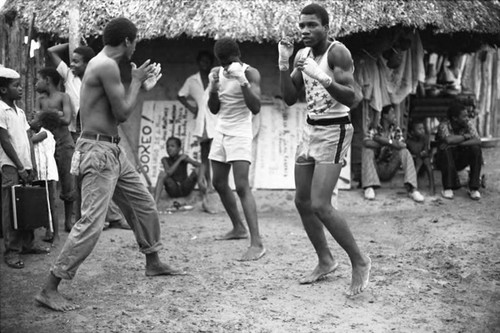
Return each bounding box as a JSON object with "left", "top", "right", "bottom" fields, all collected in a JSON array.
[
  {"left": 177, "top": 51, "right": 216, "bottom": 192},
  {"left": 47, "top": 43, "right": 95, "bottom": 142}
]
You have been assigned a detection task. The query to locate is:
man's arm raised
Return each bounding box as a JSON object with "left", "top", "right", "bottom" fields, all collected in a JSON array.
[
  {"left": 279, "top": 40, "right": 303, "bottom": 106},
  {"left": 47, "top": 43, "right": 68, "bottom": 67},
  {"left": 241, "top": 67, "right": 261, "bottom": 115},
  {"left": 325, "top": 44, "right": 356, "bottom": 107},
  {"left": 99, "top": 59, "right": 152, "bottom": 122},
  {"left": 207, "top": 67, "right": 221, "bottom": 115}
]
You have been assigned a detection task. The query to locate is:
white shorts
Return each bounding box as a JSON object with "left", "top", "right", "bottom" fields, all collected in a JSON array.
[{"left": 208, "top": 132, "right": 252, "bottom": 163}]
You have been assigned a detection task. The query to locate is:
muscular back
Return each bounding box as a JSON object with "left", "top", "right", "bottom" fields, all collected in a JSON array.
[{"left": 80, "top": 53, "right": 121, "bottom": 136}]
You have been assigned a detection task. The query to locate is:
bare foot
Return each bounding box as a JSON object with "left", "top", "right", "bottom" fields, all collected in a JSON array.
[
  {"left": 346, "top": 255, "right": 371, "bottom": 296},
  {"left": 50, "top": 236, "right": 61, "bottom": 248},
  {"left": 215, "top": 229, "right": 249, "bottom": 240},
  {"left": 238, "top": 246, "right": 266, "bottom": 261},
  {"left": 145, "top": 262, "right": 187, "bottom": 277},
  {"left": 299, "top": 261, "right": 339, "bottom": 284},
  {"left": 35, "top": 289, "right": 79, "bottom": 312}
]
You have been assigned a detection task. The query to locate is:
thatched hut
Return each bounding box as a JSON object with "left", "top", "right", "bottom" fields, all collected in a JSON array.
[{"left": 1, "top": 0, "right": 499, "bottom": 189}]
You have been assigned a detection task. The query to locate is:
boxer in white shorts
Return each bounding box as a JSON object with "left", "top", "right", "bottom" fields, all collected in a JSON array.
[
  {"left": 207, "top": 37, "right": 266, "bottom": 261},
  {"left": 279, "top": 3, "right": 371, "bottom": 296}
]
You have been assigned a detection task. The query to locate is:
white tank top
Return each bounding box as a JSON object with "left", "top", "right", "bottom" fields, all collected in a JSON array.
[
  {"left": 215, "top": 63, "right": 253, "bottom": 138},
  {"left": 301, "top": 41, "right": 350, "bottom": 120}
]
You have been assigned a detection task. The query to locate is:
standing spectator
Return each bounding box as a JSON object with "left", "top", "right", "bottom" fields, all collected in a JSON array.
[
  {"left": 208, "top": 37, "right": 266, "bottom": 261},
  {"left": 47, "top": 43, "right": 94, "bottom": 141},
  {"left": 35, "top": 67, "right": 77, "bottom": 232},
  {"left": 177, "top": 51, "right": 216, "bottom": 194},
  {"left": 0, "top": 66, "right": 49, "bottom": 269},
  {"left": 435, "top": 102, "right": 482, "bottom": 200},
  {"left": 362, "top": 105, "right": 424, "bottom": 202}
]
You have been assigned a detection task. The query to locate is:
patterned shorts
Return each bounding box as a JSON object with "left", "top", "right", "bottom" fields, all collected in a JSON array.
[{"left": 295, "top": 120, "right": 353, "bottom": 165}]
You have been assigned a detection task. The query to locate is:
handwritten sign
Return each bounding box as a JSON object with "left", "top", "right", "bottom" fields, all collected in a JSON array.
[
  {"left": 254, "top": 101, "right": 350, "bottom": 189},
  {"left": 139, "top": 100, "right": 350, "bottom": 190},
  {"left": 139, "top": 101, "right": 196, "bottom": 185}
]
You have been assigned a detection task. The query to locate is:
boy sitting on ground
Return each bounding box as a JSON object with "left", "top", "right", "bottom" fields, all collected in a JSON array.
[
  {"left": 154, "top": 137, "right": 206, "bottom": 208},
  {"left": 406, "top": 120, "right": 435, "bottom": 194}
]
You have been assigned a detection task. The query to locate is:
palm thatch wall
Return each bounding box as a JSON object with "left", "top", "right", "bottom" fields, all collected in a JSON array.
[{"left": 2, "top": 0, "right": 500, "bottom": 42}]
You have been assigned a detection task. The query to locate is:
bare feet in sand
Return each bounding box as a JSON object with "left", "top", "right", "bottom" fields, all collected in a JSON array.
[
  {"left": 347, "top": 255, "right": 371, "bottom": 296},
  {"left": 238, "top": 246, "right": 266, "bottom": 261},
  {"left": 299, "top": 261, "right": 339, "bottom": 284},
  {"left": 145, "top": 262, "right": 187, "bottom": 277},
  {"left": 215, "top": 229, "right": 249, "bottom": 241},
  {"left": 35, "top": 289, "right": 79, "bottom": 312}
]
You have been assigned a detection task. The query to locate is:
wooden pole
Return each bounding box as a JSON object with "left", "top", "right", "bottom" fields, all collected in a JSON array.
[
  {"left": 68, "top": 0, "right": 80, "bottom": 55},
  {"left": 24, "top": 12, "right": 35, "bottom": 116}
]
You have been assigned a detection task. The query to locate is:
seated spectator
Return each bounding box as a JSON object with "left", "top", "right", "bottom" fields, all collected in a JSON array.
[
  {"left": 435, "top": 102, "right": 482, "bottom": 200},
  {"left": 154, "top": 137, "right": 206, "bottom": 205},
  {"left": 406, "top": 120, "right": 435, "bottom": 194},
  {"left": 361, "top": 105, "right": 424, "bottom": 202}
]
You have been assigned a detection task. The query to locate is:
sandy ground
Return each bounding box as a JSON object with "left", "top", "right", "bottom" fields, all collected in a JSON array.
[{"left": 0, "top": 147, "right": 499, "bottom": 333}]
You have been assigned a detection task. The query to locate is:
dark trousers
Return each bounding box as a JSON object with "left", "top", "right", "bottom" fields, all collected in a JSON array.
[
  {"left": 437, "top": 145, "right": 482, "bottom": 190},
  {"left": 164, "top": 172, "right": 198, "bottom": 198}
]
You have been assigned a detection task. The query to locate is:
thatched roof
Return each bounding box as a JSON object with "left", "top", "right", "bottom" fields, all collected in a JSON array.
[{"left": 2, "top": 0, "right": 500, "bottom": 42}]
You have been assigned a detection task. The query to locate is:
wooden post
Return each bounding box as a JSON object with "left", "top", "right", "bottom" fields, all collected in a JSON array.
[
  {"left": 24, "top": 13, "right": 35, "bottom": 117},
  {"left": 68, "top": 0, "right": 80, "bottom": 55}
]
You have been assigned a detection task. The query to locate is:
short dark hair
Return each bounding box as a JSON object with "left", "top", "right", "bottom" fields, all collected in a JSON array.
[
  {"left": 37, "top": 111, "right": 61, "bottom": 131},
  {"left": 103, "top": 17, "right": 137, "bottom": 47},
  {"left": 74, "top": 46, "right": 95, "bottom": 63},
  {"left": 301, "top": 3, "right": 329, "bottom": 26},
  {"left": 196, "top": 50, "right": 214, "bottom": 64},
  {"left": 447, "top": 102, "right": 467, "bottom": 120},
  {"left": 409, "top": 119, "right": 424, "bottom": 131},
  {"left": 167, "top": 136, "right": 181, "bottom": 147},
  {"left": 381, "top": 104, "right": 394, "bottom": 116},
  {"left": 213, "top": 38, "right": 240, "bottom": 61},
  {"left": 39, "top": 67, "right": 61, "bottom": 86}
]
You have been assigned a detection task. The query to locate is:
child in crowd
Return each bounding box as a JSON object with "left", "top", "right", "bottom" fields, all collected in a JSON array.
[
  {"left": 154, "top": 137, "right": 206, "bottom": 207},
  {"left": 35, "top": 67, "right": 78, "bottom": 232},
  {"left": 30, "top": 112, "right": 60, "bottom": 245},
  {"left": 0, "top": 66, "right": 48, "bottom": 269},
  {"left": 406, "top": 120, "right": 435, "bottom": 194}
]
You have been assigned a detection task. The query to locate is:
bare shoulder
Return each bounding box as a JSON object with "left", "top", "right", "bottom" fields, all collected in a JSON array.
[
  {"left": 328, "top": 42, "right": 354, "bottom": 71},
  {"left": 246, "top": 66, "right": 261, "bottom": 82},
  {"left": 55, "top": 91, "right": 68, "bottom": 99},
  {"left": 87, "top": 53, "right": 118, "bottom": 76}
]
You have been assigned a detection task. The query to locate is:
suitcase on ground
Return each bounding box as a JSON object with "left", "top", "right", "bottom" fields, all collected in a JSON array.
[{"left": 11, "top": 181, "right": 53, "bottom": 231}]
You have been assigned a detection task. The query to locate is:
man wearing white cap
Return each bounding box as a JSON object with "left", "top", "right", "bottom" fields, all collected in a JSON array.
[{"left": 0, "top": 65, "right": 48, "bottom": 269}]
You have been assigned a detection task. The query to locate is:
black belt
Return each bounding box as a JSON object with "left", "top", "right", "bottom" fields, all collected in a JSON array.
[
  {"left": 306, "top": 116, "right": 351, "bottom": 126},
  {"left": 80, "top": 132, "right": 121, "bottom": 144}
]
